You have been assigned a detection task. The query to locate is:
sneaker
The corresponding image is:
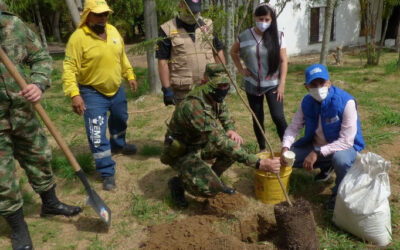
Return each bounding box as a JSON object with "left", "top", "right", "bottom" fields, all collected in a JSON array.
[
  {"left": 324, "top": 195, "right": 337, "bottom": 211},
  {"left": 112, "top": 144, "right": 137, "bottom": 155},
  {"left": 168, "top": 177, "right": 188, "bottom": 208},
  {"left": 314, "top": 166, "right": 334, "bottom": 182},
  {"left": 103, "top": 176, "right": 116, "bottom": 191}
]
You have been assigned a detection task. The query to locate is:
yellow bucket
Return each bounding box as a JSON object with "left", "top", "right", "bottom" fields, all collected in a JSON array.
[{"left": 254, "top": 152, "right": 292, "bottom": 204}]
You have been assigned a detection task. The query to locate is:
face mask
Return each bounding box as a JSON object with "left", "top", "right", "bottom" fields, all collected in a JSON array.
[
  {"left": 209, "top": 87, "right": 230, "bottom": 103},
  {"left": 88, "top": 23, "right": 106, "bottom": 34},
  {"left": 309, "top": 86, "right": 329, "bottom": 102},
  {"left": 256, "top": 21, "right": 271, "bottom": 32},
  {"left": 179, "top": 10, "right": 199, "bottom": 25}
]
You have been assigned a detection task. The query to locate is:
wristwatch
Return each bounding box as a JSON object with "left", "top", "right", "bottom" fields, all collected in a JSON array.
[{"left": 313, "top": 146, "right": 321, "bottom": 156}]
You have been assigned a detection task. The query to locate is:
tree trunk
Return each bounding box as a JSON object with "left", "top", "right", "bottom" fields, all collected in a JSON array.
[
  {"left": 225, "top": 0, "right": 236, "bottom": 88},
  {"left": 396, "top": 19, "right": 400, "bottom": 48},
  {"left": 236, "top": 0, "right": 252, "bottom": 37},
  {"left": 144, "top": 0, "right": 161, "bottom": 94},
  {"left": 75, "top": 0, "right": 83, "bottom": 10},
  {"left": 320, "top": 0, "right": 336, "bottom": 65},
  {"left": 376, "top": 17, "right": 389, "bottom": 65},
  {"left": 65, "top": 0, "right": 81, "bottom": 28},
  {"left": 34, "top": 1, "right": 48, "bottom": 49},
  {"left": 52, "top": 11, "right": 62, "bottom": 42},
  {"left": 398, "top": 49, "right": 400, "bottom": 69}
]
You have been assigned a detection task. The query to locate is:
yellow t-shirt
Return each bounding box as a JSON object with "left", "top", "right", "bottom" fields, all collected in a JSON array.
[{"left": 62, "top": 24, "right": 136, "bottom": 98}]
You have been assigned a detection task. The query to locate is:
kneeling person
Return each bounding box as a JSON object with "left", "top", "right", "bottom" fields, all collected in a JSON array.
[
  {"left": 281, "top": 64, "right": 365, "bottom": 211},
  {"left": 162, "top": 63, "right": 281, "bottom": 208}
]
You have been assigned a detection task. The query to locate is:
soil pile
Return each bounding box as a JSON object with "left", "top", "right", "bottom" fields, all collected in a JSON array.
[
  {"left": 141, "top": 215, "right": 263, "bottom": 250},
  {"left": 202, "top": 193, "right": 248, "bottom": 217},
  {"left": 274, "top": 198, "right": 319, "bottom": 250},
  {"left": 240, "top": 214, "right": 279, "bottom": 243}
]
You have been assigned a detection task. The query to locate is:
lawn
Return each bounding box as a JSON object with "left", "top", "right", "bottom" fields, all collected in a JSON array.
[{"left": 0, "top": 50, "right": 399, "bottom": 249}]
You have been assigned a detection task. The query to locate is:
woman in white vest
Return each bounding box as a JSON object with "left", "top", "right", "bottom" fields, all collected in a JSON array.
[{"left": 230, "top": 2, "right": 288, "bottom": 152}]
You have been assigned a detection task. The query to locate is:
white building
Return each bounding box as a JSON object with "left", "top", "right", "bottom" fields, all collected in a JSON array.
[{"left": 264, "top": 0, "right": 383, "bottom": 56}]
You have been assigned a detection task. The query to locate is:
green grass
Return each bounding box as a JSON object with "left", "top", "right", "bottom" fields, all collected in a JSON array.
[
  {"left": 131, "top": 194, "right": 177, "bottom": 224},
  {"left": 384, "top": 60, "right": 400, "bottom": 75},
  {"left": 139, "top": 144, "right": 163, "bottom": 156},
  {"left": 51, "top": 151, "right": 95, "bottom": 180}
]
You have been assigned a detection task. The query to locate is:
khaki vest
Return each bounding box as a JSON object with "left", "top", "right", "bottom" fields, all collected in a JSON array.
[{"left": 161, "top": 18, "right": 215, "bottom": 90}]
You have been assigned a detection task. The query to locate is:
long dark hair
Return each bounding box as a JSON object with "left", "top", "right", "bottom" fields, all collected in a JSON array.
[{"left": 254, "top": 5, "right": 280, "bottom": 76}]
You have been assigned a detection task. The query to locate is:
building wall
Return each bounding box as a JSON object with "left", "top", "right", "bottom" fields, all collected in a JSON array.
[{"left": 264, "top": 0, "right": 382, "bottom": 56}]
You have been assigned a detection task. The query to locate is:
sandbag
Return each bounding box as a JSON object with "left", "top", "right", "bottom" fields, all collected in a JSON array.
[{"left": 333, "top": 152, "right": 391, "bottom": 246}]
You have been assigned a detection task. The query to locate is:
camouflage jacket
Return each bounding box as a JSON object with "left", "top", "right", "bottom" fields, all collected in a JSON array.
[
  {"left": 0, "top": 12, "right": 52, "bottom": 94},
  {"left": 167, "top": 90, "right": 259, "bottom": 167}
]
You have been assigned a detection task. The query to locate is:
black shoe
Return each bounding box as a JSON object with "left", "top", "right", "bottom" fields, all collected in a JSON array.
[
  {"left": 40, "top": 185, "right": 82, "bottom": 217},
  {"left": 112, "top": 144, "right": 137, "bottom": 155},
  {"left": 220, "top": 180, "right": 235, "bottom": 195},
  {"left": 314, "top": 166, "right": 334, "bottom": 182},
  {"left": 168, "top": 177, "right": 188, "bottom": 208},
  {"left": 324, "top": 195, "right": 337, "bottom": 211},
  {"left": 103, "top": 176, "right": 116, "bottom": 191},
  {"left": 4, "top": 208, "right": 33, "bottom": 250}
]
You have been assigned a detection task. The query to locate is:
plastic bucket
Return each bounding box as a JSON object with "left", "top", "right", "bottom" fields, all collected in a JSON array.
[{"left": 254, "top": 152, "right": 292, "bottom": 204}]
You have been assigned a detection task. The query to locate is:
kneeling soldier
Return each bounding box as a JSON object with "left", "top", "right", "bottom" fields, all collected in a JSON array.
[{"left": 161, "top": 63, "right": 281, "bottom": 208}]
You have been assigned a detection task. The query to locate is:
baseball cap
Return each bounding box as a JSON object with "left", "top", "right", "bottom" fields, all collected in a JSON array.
[
  {"left": 205, "top": 63, "right": 230, "bottom": 87},
  {"left": 184, "top": 0, "right": 201, "bottom": 13},
  {"left": 304, "top": 64, "right": 330, "bottom": 85}
]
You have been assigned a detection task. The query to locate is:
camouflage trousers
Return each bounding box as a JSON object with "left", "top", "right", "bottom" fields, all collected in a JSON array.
[
  {"left": 0, "top": 90, "right": 55, "bottom": 216},
  {"left": 170, "top": 141, "right": 235, "bottom": 197}
]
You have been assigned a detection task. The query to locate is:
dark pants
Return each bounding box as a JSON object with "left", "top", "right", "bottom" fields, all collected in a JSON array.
[{"left": 246, "top": 89, "right": 287, "bottom": 150}]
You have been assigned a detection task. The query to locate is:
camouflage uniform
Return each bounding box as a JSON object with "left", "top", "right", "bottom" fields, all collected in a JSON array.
[
  {"left": 0, "top": 8, "right": 55, "bottom": 216},
  {"left": 164, "top": 66, "right": 259, "bottom": 197}
]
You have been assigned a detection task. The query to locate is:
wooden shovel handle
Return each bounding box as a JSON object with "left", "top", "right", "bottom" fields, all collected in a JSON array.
[{"left": 0, "top": 47, "right": 81, "bottom": 172}]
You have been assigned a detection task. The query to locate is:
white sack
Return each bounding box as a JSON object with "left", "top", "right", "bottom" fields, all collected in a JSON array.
[{"left": 332, "top": 152, "right": 392, "bottom": 246}]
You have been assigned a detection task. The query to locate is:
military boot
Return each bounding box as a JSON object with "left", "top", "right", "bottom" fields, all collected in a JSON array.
[
  {"left": 220, "top": 180, "right": 235, "bottom": 195},
  {"left": 168, "top": 177, "right": 188, "bottom": 208},
  {"left": 4, "top": 208, "right": 33, "bottom": 250},
  {"left": 40, "top": 185, "right": 82, "bottom": 217}
]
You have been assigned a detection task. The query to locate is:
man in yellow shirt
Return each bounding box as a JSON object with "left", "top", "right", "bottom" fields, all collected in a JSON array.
[{"left": 62, "top": 0, "right": 138, "bottom": 191}]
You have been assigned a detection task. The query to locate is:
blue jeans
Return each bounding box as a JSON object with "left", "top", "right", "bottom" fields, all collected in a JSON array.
[
  {"left": 291, "top": 142, "right": 356, "bottom": 195},
  {"left": 80, "top": 86, "right": 128, "bottom": 177}
]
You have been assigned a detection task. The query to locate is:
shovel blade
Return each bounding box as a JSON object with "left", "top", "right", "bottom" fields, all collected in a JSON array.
[{"left": 86, "top": 189, "right": 112, "bottom": 226}]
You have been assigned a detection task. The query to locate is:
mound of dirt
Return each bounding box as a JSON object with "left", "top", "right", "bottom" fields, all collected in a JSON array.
[
  {"left": 240, "top": 214, "right": 279, "bottom": 243},
  {"left": 274, "top": 198, "right": 319, "bottom": 250},
  {"left": 202, "top": 193, "right": 248, "bottom": 217},
  {"left": 141, "top": 215, "right": 263, "bottom": 250}
]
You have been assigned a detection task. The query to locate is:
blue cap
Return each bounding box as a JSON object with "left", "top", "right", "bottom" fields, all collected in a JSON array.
[{"left": 304, "top": 64, "right": 330, "bottom": 85}]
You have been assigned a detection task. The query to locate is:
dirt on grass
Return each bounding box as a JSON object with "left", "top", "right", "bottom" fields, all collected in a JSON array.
[{"left": 141, "top": 193, "right": 278, "bottom": 250}]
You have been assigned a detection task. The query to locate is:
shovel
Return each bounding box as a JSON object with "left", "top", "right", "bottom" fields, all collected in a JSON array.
[{"left": 0, "top": 47, "right": 111, "bottom": 227}]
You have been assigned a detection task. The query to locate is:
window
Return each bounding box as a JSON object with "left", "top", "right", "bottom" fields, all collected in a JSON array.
[{"left": 309, "top": 7, "right": 336, "bottom": 44}]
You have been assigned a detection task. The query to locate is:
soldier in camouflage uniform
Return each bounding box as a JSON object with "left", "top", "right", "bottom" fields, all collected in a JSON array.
[
  {"left": 162, "top": 63, "right": 281, "bottom": 208},
  {"left": 0, "top": 3, "right": 81, "bottom": 249}
]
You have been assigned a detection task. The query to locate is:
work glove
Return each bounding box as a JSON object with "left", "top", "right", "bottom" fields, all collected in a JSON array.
[{"left": 162, "top": 87, "right": 176, "bottom": 106}]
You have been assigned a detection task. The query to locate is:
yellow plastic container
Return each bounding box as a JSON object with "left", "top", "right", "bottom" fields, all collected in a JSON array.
[{"left": 254, "top": 152, "right": 292, "bottom": 204}]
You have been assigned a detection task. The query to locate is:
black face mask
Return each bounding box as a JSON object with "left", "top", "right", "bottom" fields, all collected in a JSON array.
[
  {"left": 209, "top": 87, "right": 230, "bottom": 103},
  {"left": 89, "top": 23, "right": 106, "bottom": 34}
]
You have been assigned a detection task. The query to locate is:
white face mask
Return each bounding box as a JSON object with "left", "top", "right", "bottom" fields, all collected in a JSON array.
[
  {"left": 256, "top": 21, "right": 271, "bottom": 32},
  {"left": 309, "top": 86, "right": 329, "bottom": 102}
]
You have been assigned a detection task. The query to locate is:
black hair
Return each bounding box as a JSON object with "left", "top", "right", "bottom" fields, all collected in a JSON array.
[{"left": 254, "top": 5, "right": 280, "bottom": 76}]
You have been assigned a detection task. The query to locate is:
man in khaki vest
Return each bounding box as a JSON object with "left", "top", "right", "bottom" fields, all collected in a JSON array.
[{"left": 156, "top": 0, "right": 225, "bottom": 105}]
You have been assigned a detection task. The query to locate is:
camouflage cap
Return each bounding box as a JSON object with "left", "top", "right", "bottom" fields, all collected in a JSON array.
[
  {"left": 205, "top": 63, "right": 230, "bottom": 88},
  {"left": 0, "top": 0, "right": 8, "bottom": 11}
]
